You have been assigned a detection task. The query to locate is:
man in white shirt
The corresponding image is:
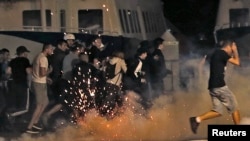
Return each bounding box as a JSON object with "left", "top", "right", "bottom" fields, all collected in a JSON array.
[{"left": 26, "top": 43, "right": 53, "bottom": 134}]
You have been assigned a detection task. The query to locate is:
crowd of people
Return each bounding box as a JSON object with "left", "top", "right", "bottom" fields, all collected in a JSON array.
[{"left": 0, "top": 34, "right": 171, "bottom": 134}]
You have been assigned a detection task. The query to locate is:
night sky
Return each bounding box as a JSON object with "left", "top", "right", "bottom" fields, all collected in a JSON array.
[{"left": 162, "top": 0, "right": 219, "bottom": 44}]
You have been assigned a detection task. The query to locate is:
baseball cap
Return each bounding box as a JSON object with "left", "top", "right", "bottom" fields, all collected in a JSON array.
[
  {"left": 64, "top": 33, "right": 75, "bottom": 40},
  {"left": 16, "top": 46, "right": 30, "bottom": 55}
]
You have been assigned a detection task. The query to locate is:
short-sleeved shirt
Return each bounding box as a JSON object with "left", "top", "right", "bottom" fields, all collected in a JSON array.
[
  {"left": 62, "top": 52, "right": 79, "bottom": 80},
  {"left": 32, "top": 53, "right": 48, "bottom": 83},
  {"left": 49, "top": 48, "right": 67, "bottom": 81},
  {"left": 9, "top": 57, "right": 31, "bottom": 83},
  {"left": 208, "top": 49, "right": 231, "bottom": 89}
]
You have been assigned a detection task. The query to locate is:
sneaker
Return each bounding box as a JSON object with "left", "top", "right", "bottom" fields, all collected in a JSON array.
[
  {"left": 26, "top": 128, "right": 39, "bottom": 134},
  {"left": 189, "top": 117, "right": 199, "bottom": 134},
  {"left": 33, "top": 123, "right": 43, "bottom": 130}
]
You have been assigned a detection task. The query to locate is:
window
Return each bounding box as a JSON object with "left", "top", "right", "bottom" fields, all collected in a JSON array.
[
  {"left": 78, "top": 10, "right": 103, "bottom": 34},
  {"left": 119, "top": 9, "right": 141, "bottom": 34},
  {"left": 152, "top": 12, "right": 157, "bottom": 32},
  {"left": 119, "top": 9, "right": 125, "bottom": 33},
  {"left": 143, "top": 11, "right": 149, "bottom": 33},
  {"left": 135, "top": 11, "right": 141, "bottom": 32},
  {"left": 229, "top": 8, "right": 249, "bottom": 27},
  {"left": 23, "top": 10, "right": 51, "bottom": 28},
  {"left": 123, "top": 9, "right": 130, "bottom": 33},
  {"left": 60, "top": 10, "right": 66, "bottom": 32},
  {"left": 156, "top": 12, "right": 161, "bottom": 32},
  {"left": 148, "top": 12, "right": 154, "bottom": 33},
  {"left": 128, "top": 10, "right": 135, "bottom": 33},
  {"left": 132, "top": 10, "right": 138, "bottom": 33}
]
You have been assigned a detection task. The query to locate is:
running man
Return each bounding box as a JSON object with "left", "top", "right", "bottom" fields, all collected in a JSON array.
[{"left": 189, "top": 39, "right": 241, "bottom": 134}]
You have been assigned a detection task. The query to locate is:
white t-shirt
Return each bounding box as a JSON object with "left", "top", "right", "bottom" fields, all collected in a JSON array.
[{"left": 32, "top": 52, "right": 48, "bottom": 83}]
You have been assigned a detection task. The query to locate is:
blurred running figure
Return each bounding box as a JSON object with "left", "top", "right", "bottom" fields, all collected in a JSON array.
[
  {"left": 189, "top": 39, "right": 241, "bottom": 134},
  {"left": 26, "top": 43, "right": 53, "bottom": 134}
]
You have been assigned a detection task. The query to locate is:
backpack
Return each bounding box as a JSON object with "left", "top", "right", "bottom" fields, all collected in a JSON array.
[{"left": 104, "top": 62, "right": 118, "bottom": 80}]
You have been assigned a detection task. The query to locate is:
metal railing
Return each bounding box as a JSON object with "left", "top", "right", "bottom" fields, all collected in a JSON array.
[
  {"left": 214, "top": 22, "right": 250, "bottom": 31},
  {"left": 0, "top": 26, "right": 120, "bottom": 36}
]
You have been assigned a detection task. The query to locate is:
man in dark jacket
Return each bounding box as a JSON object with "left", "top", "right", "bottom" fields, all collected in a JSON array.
[
  {"left": 49, "top": 39, "right": 68, "bottom": 82},
  {"left": 42, "top": 39, "right": 68, "bottom": 127},
  {"left": 149, "top": 37, "right": 171, "bottom": 98},
  {"left": 123, "top": 46, "right": 151, "bottom": 109}
]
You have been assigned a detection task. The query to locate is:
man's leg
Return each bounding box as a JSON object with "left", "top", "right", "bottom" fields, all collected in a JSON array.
[
  {"left": 190, "top": 110, "right": 221, "bottom": 134},
  {"left": 27, "top": 104, "right": 43, "bottom": 131},
  {"left": 198, "top": 110, "right": 222, "bottom": 121},
  {"left": 27, "top": 82, "right": 48, "bottom": 133},
  {"left": 42, "top": 104, "right": 62, "bottom": 127},
  {"left": 44, "top": 104, "right": 62, "bottom": 117},
  {"left": 232, "top": 110, "right": 240, "bottom": 124}
]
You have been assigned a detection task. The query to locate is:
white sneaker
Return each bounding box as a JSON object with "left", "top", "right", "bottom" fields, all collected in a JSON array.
[{"left": 26, "top": 128, "right": 39, "bottom": 134}]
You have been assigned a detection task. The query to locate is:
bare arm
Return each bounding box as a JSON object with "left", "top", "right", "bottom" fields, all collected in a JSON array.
[
  {"left": 39, "top": 67, "right": 47, "bottom": 77},
  {"left": 26, "top": 67, "right": 32, "bottom": 87},
  {"left": 4, "top": 67, "right": 12, "bottom": 80},
  {"left": 228, "top": 43, "right": 240, "bottom": 66},
  {"left": 120, "top": 60, "right": 127, "bottom": 73},
  {"left": 5, "top": 66, "right": 11, "bottom": 75},
  {"left": 25, "top": 67, "right": 32, "bottom": 75}
]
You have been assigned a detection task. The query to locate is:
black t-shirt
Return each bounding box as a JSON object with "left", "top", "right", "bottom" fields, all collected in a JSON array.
[
  {"left": 49, "top": 48, "right": 67, "bottom": 81},
  {"left": 208, "top": 49, "right": 230, "bottom": 89},
  {"left": 9, "top": 57, "right": 31, "bottom": 83},
  {"left": 86, "top": 45, "right": 100, "bottom": 64},
  {"left": 86, "top": 45, "right": 109, "bottom": 64}
]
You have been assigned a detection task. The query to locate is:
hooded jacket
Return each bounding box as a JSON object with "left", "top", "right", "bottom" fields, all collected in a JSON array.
[{"left": 106, "top": 57, "right": 127, "bottom": 86}]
